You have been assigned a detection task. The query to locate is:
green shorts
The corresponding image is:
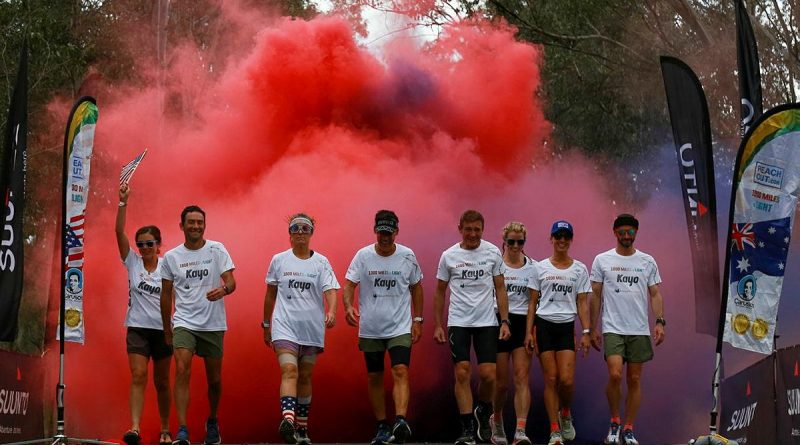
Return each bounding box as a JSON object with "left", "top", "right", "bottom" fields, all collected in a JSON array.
[
  {"left": 358, "top": 333, "right": 412, "bottom": 353},
  {"left": 173, "top": 327, "right": 225, "bottom": 359},
  {"left": 603, "top": 333, "right": 653, "bottom": 363}
]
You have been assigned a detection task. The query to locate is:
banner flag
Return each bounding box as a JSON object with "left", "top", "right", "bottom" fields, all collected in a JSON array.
[
  {"left": 736, "top": 0, "right": 763, "bottom": 135},
  {"left": 720, "top": 354, "right": 776, "bottom": 444},
  {"left": 0, "top": 42, "right": 27, "bottom": 342},
  {"left": 659, "top": 56, "right": 720, "bottom": 336},
  {"left": 58, "top": 97, "right": 98, "bottom": 344},
  {"left": 120, "top": 148, "right": 147, "bottom": 185},
  {"left": 722, "top": 104, "right": 800, "bottom": 354}
]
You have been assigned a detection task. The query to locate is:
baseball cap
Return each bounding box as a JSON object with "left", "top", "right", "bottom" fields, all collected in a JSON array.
[
  {"left": 375, "top": 210, "right": 399, "bottom": 233},
  {"left": 551, "top": 220, "right": 573, "bottom": 236}
]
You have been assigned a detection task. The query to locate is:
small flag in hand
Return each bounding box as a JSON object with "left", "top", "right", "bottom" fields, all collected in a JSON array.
[{"left": 120, "top": 149, "right": 147, "bottom": 185}]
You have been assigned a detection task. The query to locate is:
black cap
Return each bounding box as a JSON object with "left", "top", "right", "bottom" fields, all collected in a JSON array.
[{"left": 375, "top": 210, "right": 399, "bottom": 233}]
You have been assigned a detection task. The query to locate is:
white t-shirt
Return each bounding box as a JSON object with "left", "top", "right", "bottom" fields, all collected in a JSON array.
[
  {"left": 346, "top": 243, "right": 423, "bottom": 339},
  {"left": 123, "top": 250, "right": 164, "bottom": 330},
  {"left": 161, "top": 240, "right": 235, "bottom": 332},
  {"left": 533, "top": 258, "right": 591, "bottom": 323},
  {"left": 436, "top": 240, "right": 505, "bottom": 327},
  {"left": 267, "top": 249, "right": 341, "bottom": 347},
  {"left": 497, "top": 257, "right": 537, "bottom": 316},
  {"left": 590, "top": 249, "right": 661, "bottom": 335}
]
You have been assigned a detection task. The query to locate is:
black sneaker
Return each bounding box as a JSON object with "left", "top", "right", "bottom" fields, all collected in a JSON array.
[
  {"left": 173, "top": 425, "right": 190, "bottom": 445},
  {"left": 474, "top": 405, "right": 491, "bottom": 442},
  {"left": 371, "top": 424, "right": 392, "bottom": 445},
  {"left": 390, "top": 418, "right": 411, "bottom": 444},
  {"left": 204, "top": 418, "right": 221, "bottom": 445},
  {"left": 122, "top": 430, "right": 141, "bottom": 445},
  {"left": 455, "top": 428, "right": 477, "bottom": 445},
  {"left": 296, "top": 427, "right": 312, "bottom": 445},
  {"left": 279, "top": 418, "right": 297, "bottom": 444}
]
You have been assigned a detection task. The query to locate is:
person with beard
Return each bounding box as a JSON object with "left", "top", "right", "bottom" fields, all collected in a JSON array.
[
  {"left": 589, "top": 214, "right": 665, "bottom": 445},
  {"left": 343, "top": 210, "right": 424, "bottom": 445},
  {"left": 160, "top": 205, "right": 236, "bottom": 445}
]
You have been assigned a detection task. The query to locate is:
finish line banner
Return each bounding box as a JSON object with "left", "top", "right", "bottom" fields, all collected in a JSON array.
[
  {"left": 720, "top": 353, "right": 776, "bottom": 444},
  {"left": 777, "top": 345, "right": 800, "bottom": 444},
  {"left": 722, "top": 104, "right": 800, "bottom": 354},
  {"left": 0, "top": 349, "right": 44, "bottom": 442},
  {"left": 58, "top": 98, "right": 98, "bottom": 344}
]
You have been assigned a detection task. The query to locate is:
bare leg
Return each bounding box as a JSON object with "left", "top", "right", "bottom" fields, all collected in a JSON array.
[
  {"left": 391, "top": 364, "right": 410, "bottom": 417},
  {"left": 204, "top": 356, "right": 222, "bottom": 419},
  {"left": 128, "top": 354, "right": 149, "bottom": 432},
  {"left": 152, "top": 356, "right": 172, "bottom": 431},
  {"left": 173, "top": 348, "right": 193, "bottom": 426}
]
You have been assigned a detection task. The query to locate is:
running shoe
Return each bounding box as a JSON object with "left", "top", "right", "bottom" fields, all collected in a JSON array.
[
  {"left": 371, "top": 424, "right": 392, "bottom": 445},
  {"left": 489, "top": 415, "right": 507, "bottom": 445},
  {"left": 296, "top": 427, "right": 312, "bottom": 445},
  {"left": 547, "top": 430, "right": 563, "bottom": 445},
  {"left": 204, "top": 418, "right": 221, "bottom": 445},
  {"left": 391, "top": 418, "right": 412, "bottom": 444},
  {"left": 473, "top": 405, "right": 491, "bottom": 442},
  {"left": 604, "top": 422, "right": 620, "bottom": 445},
  {"left": 621, "top": 429, "right": 639, "bottom": 445},
  {"left": 173, "top": 426, "right": 190, "bottom": 445},
  {"left": 455, "top": 428, "right": 477, "bottom": 445},
  {"left": 558, "top": 413, "right": 576, "bottom": 441},
  {"left": 279, "top": 418, "right": 297, "bottom": 444},
  {"left": 512, "top": 429, "right": 531, "bottom": 445}
]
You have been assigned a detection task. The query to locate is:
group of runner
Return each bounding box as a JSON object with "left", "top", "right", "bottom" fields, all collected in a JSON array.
[{"left": 115, "top": 184, "right": 666, "bottom": 445}]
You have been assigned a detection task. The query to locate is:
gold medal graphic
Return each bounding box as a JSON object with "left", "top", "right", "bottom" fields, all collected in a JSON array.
[
  {"left": 752, "top": 318, "right": 769, "bottom": 339},
  {"left": 65, "top": 308, "right": 82, "bottom": 328},
  {"left": 733, "top": 314, "right": 750, "bottom": 335}
]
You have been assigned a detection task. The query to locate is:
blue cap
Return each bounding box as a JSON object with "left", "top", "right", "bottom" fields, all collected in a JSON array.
[{"left": 551, "top": 220, "right": 573, "bottom": 236}]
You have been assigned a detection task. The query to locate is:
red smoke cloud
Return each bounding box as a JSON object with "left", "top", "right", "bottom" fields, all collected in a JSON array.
[{"left": 35, "top": 3, "right": 728, "bottom": 444}]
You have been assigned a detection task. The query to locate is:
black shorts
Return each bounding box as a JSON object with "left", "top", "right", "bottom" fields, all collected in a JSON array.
[
  {"left": 534, "top": 316, "right": 575, "bottom": 353},
  {"left": 363, "top": 347, "right": 412, "bottom": 373},
  {"left": 497, "top": 313, "right": 527, "bottom": 353},
  {"left": 448, "top": 326, "right": 498, "bottom": 364},
  {"left": 127, "top": 327, "right": 173, "bottom": 360}
]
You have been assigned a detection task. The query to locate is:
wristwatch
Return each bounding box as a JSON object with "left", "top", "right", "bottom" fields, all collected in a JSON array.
[
  {"left": 656, "top": 317, "right": 666, "bottom": 326},
  {"left": 500, "top": 319, "right": 511, "bottom": 326},
  {"left": 582, "top": 328, "right": 591, "bottom": 335},
  {"left": 261, "top": 320, "right": 271, "bottom": 328},
  {"left": 413, "top": 316, "right": 424, "bottom": 323}
]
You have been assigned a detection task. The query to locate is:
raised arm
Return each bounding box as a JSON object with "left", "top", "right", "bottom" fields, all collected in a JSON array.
[{"left": 115, "top": 185, "right": 131, "bottom": 261}]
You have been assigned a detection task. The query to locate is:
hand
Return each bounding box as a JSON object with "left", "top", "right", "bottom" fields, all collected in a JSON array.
[
  {"left": 119, "top": 184, "right": 130, "bottom": 203},
  {"left": 433, "top": 325, "right": 447, "bottom": 344},
  {"left": 344, "top": 306, "right": 359, "bottom": 327},
  {"left": 653, "top": 323, "right": 665, "bottom": 346},
  {"left": 411, "top": 321, "right": 422, "bottom": 344},
  {"left": 324, "top": 311, "right": 336, "bottom": 328},
  {"left": 579, "top": 333, "right": 591, "bottom": 357},
  {"left": 499, "top": 323, "right": 511, "bottom": 341},
  {"left": 164, "top": 328, "right": 173, "bottom": 346},
  {"left": 524, "top": 332, "right": 536, "bottom": 355},
  {"left": 590, "top": 330, "right": 602, "bottom": 351},
  {"left": 263, "top": 327, "right": 273, "bottom": 348},
  {"left": 206, "top": 287, "right": 226, "bottom": 301}
]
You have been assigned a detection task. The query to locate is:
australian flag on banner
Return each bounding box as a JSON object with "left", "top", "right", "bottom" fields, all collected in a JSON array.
[{"left": 724, "top": 216, "right": 791, "bottom": 353}]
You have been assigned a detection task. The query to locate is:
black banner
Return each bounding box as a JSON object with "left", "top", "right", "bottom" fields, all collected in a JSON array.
[
  {"left": 0, "top": 42, "right": 27, "bottom": 342},
  {"left": 736, "top": 0, "right": 763, "bottom": 135},
  {"left": 0, "top": 349, "right": 44, "bottom": 441},
  {"left": 777, "top": 346, "right": 800, "bottom": 444},
  {"left": 659, "top": 56, "right": 720, "bottom": 337},
  {"left": 721, "top": 354, "right": 776, "bottom": 444}
]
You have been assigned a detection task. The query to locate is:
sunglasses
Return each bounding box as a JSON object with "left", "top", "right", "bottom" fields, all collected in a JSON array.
[
  {"left": 505, "top": 239, "right": 526, "bottom": 246},
  {"left": 136, "top": 240, "right": 158, "bottom": 248},
  {"left": 289, "top": 224, "right": 313, "bottom": 234},
  {"left": 616, "top": 229, "right": 637, "bottom": 236},
  {"left": 553, "top": 232, "right": 573, "bottom": 240}
]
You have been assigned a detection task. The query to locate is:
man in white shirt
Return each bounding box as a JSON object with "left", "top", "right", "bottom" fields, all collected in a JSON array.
[
  {"left": 589, "top": 214, "right": 665, "bottom": 445},
  {"left": 343, "top": 210, "right": 424, "bottom": 445},
  {"left": 434, "top": 210, "right": 511, "bottom": 445},
  {"left": 160, "top": 206, "right": 236, "bottom": 445}
]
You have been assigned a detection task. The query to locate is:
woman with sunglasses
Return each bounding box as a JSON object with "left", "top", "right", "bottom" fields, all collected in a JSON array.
[
  {"left": 490, "top": 221, "right": 537, "bottom": 445},
  {"left": 115, "top": 184, "right": 172, "bottom": 445},
  {"left": 263, "top": 213, "right": 340, "bottom": 445},
  {"left": 525, "top": 221, "right": 591, "bottom": 445}
]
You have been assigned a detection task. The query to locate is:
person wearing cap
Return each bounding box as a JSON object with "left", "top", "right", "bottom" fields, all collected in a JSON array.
[
  {"left": 489, "top": 221, "right": 537, "bottom": 445},
  {"left": 160, "top": 205, "right": 236, "bottom": 445},
  {"left": 524, "top": 221, "right": 590, "bottom": 445},
  {"left": 589, "top": 214, "right": 665, "bottom": 445},
  {"left": 434, "top": 210, "right": 511, "bottom": 445},
  {"left": 342, "top": 210, "right": 424, "bottom": 445},
  {"left": 262, "top": 213, "right": 340, "bottom": 445}
]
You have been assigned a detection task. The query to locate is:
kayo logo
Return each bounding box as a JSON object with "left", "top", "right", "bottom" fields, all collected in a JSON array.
[
  {"left": 138, "top": 281, "right": 161, "bottom": 295},
  {"left": 552, "top": 283, "right": 573, "bottom": 296},
  {"left": 185, "top": 268, "right": 209, "bottom": 279},
  {"left": 462, "top": 269, "right": 484, "bottom": 280},
  {"left": 616, "top": 275, "right": 639, "bottom": 286},
  {"left": 374, "top": 278, "right": 396, "bottom": 291},
  {"left": 288, "top": 280, "right": 311, "bottom": 291},
  {"left": 726, "top": 402, "right": 757, "bottom": 432},
  {"left": 507, "top": 283, "right": 526, "bottom": 295}
]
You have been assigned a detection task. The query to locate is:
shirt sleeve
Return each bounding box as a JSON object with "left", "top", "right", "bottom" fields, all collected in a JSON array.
[
  {"left": 589, "top": 256, "right": 603, "bottom": 283},
  {"left": 408, "top": 252, "right": 423, "bottom": 285},
  {"left": 321, "top": 258, "right": 341, "bottom": 292},
  {"left": 123, "top": 249, "right": 137, "bottom": 268},
  {"left": 266, "top": 255, "right": 279, "bottom": 285},
  {"left": 576, "top": 263, "right": 591, "bottom": 293},
  {"left": 160, "top": 254, "right": 175, "bottom": 281},
  {"left": 492, "top": 248, "right": 504, "bottom": 276},
  {"left": 436, "top": 252, "right": 450, "bottom": 281},
  {"left": 647, "top": 258, "right": 662, "bottom": 286},
  {"left": 526, "top": 261, "right": 540, "bottom": 291},
  {"left": 344, "top": 251, "right": 362, "bottom": 284},
  {"left": 214, "top": 243, "right": 235, "bottom": 274}
]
